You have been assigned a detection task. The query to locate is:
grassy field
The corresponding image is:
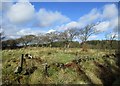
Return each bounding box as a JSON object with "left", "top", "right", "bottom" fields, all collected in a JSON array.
[{"left": 1, "top": 47, "right": 120, "bottom": 85}]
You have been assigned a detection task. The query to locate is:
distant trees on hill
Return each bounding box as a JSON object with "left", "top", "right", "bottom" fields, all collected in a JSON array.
[
  {"left": 2, "top": 37, "right": 119, "bottom": 50},
  {"left": 1, "top": 23, "right": 119, "bottom": 50},
  {"left": 86, "top": 40, "right": 119, "bottom": 49}
]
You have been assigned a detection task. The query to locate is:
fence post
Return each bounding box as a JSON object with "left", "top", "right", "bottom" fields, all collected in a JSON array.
[
  {"left": 14, "top": 54, "right": 24, "bottom": 74},
  {"left": 44, "top": 63, "right": 49, "bottom": 77},
  {"left": 19, "top": 54, "right": 24, "bottom": 70}
]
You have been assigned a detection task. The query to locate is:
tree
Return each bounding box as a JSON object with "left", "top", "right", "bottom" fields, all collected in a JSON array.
[
  {"left": 77, "top": 23, "right": 100, "bottom": 51},
  {"left": 105, "top": 32, "right": 117, "bottom": 50},
  {"left": 2, "top": 39, "right": 18, "bottom": 49},
  {"left": 35, "top": 33, "right": 54, "bottom": 47},
  {"left": 45, "top": 31, "right": 59, "bottom": 47},
  {"left": 58, "top": 31, "right": 70, "bottom": 48},
  {"left": 35, "top": 33, "right": 45, "bottom": 47},
  {"left": 19, "top": 35, "right": 36, "bottom": 47},
  {"left": 65, "top": 28, "right": 79, "bottom": 48}
]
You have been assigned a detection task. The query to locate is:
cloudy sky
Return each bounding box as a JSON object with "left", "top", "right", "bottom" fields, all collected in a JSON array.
[{"left": 0, "top": 0, "right": 119, "bottom": 40}]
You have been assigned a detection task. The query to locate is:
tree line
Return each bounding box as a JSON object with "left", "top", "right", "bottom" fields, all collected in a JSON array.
[{"left": 1, "top": 23, "right": 119, "bottom": 50}]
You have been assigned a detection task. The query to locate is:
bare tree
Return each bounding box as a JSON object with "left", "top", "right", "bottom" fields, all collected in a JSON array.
[
  {"left": 105, "top": 32, "right": 117, "bottom": 51},
  {"left": 36, "top": 33, "right": 56, "bottom": 47},
  {"left": 66, "top": 28, "right": 79, "bottom": 42},
  {"left": 19, "top": 35, "right": 36, "bottom": 47},
  {"left": 46, "top": 31, "right": 59, "bottom": 47},
  {"left": 35, "top": 33, "right": 45, "bottom": 47},
  {"left": 64, "top": 28, "right": 79, "bottom": 48},
  {"left": 77, "top": 23, "right": 100, "bottom": 51},
  {"left": 58, "top": 31, "right": 70, "bottom": 48}
]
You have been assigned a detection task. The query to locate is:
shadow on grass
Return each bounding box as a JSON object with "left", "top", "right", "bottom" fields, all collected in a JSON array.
[{"left": 93, "top": 59, "right": 119, "bottom": 86}]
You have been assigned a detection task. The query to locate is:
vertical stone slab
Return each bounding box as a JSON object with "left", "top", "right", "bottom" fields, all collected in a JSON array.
[{"left": 19, "top": 54, "right": 24, "bottom": 70}]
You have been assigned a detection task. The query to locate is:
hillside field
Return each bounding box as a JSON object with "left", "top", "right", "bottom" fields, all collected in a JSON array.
[{"left": 1, "top": 47, "right": 120, "bottom": 85}]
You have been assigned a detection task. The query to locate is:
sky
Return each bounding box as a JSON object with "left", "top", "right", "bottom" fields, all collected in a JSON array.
[
  {"left": 0, "top": 0, "right": 119, "bottom": 40},
  {"left": 1, "top": 0, "right": 119, "bottom": 2}
]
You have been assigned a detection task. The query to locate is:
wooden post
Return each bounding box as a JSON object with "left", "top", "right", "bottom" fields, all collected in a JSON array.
[
  {"left": 44, "top": 63, "right": 49, "bottom": 77},
  {"left": 14, "top": 54, "right": 24, "bottom": 74},
  {"left": 19, "top": 54, "right": 24, "bottom": 70}
]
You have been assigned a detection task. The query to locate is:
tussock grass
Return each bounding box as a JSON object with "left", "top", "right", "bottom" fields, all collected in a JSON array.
[{"left": 2, "top": 47, "right": 120, "bottom": 85}]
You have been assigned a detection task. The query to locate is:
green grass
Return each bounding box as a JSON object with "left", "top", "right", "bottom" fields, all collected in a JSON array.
[{"left": 2, "top": 47, "right": 120, "bottom": 85}]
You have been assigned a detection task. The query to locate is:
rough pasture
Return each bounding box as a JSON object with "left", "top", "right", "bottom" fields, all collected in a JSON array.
[{"left": 2, "top": 47, "right": 120, "bottom": 85}]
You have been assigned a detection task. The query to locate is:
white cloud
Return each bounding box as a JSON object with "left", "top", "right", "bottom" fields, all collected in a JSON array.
[
  {"left": 89, "top": 35, "right": 98, "bottom": 40},
  {"left": 57, "top": 21, "right": 80, "bottom": 30},
  {"left": 8, "top": 35, "right": 20, "bottom": 39},
  {"left": 2, "top": 24, "right": 19, "bottom": 36},
  {"left": 0, "top": 2, "right": 1, "bottom": 11},
  {"left": 2, "top": 2, "right": 118, "bottom": 40},
  {"left": 109, "top": 17, "right": 118, "bottom": 30},
  {"left": 103, "top": 4, "right": 118, "bottom": 19},
  {"left": 65, "top": 21, "right": 80, "bottom": 28},
  {"left": 17, "top": 28, "right": 34, "bottom": 35},
  {"left": 106, "top": 32, "right": 118, "bottom": 40},
  {"left": 0, "top": 27, "right": 3, "bottom": 33},
  {"left": 57, "top": 8, "right": 101, "bottom": 31},
  {"left": 79, "top": 8, "right": 101, "bottom": 27},
  {"left": 93, "top": 4, "right": 118, "bottom": 33},
  {"left": 94, "top": 21, "right": 110, "bottom": 32},
  {"left": 47, "top": 29, "right": 56, "bottom": 33},
  {"left": 16, "top": 28, "right": 44, "bottom": 36},
  {"left": 111, "top": 32, "right": 118, "bottom": 39},
  {"left": 77, "top": 4, "right": 118, "bottom": 32},
  {"left": 7, "top": 1, "right": 35, "bottom": 24},
  {"left": 37, "top": 8, "right": 70, "bottom": 27}
]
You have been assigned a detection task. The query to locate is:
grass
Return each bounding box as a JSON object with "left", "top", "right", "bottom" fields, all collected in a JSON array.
[{"left": 2, "top": 47, "right": 120, "bottom": 85}]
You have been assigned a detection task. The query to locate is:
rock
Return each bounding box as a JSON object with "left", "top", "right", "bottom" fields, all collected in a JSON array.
[
  {"left": 14, "top": 66, "right": 22, "bottom": 74},
  {"left": 54, "top": 62, "right": 60, "bottom": 67},
  {"left": 25, "top": 54, "right": 33, "bottom": 59},
  {"left": 59, "top": 63, "right": 65, "bottom": 69}
]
